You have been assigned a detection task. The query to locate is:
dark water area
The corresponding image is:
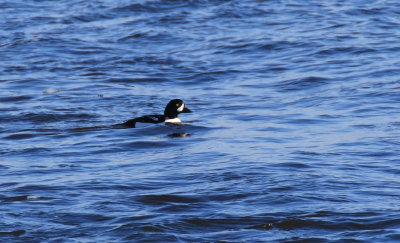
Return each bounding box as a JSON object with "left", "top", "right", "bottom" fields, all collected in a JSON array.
[{"left": 1, "top": 0, "right": 400, "bottom": 242}]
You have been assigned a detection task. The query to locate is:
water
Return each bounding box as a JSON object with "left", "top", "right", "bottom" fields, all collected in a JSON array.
[{"left": 1, "top": 0, "right": 400, "bottom": 241}]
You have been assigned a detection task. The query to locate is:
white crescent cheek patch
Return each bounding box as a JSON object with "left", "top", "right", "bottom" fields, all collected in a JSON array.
[{"left": 177, "top": 103, "right": 184, "bottom": 112}]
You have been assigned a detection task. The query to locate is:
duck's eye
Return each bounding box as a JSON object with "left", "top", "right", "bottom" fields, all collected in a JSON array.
[{"left": 176, "top": 103, "right": 180, "bottom": 107}]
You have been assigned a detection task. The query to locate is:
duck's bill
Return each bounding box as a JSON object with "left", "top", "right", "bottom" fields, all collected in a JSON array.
[{"left": 182, "top": 107, "right": 192, "bottom": 113}]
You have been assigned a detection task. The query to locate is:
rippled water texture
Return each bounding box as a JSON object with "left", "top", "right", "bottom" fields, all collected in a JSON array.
[{"left": 2, "top": 0, "right": 400, "bottom": 242}]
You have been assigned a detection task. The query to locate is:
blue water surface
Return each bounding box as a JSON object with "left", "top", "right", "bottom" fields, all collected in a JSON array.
[{"left": 1, "top": 0, "right": 400, "bottom": 242}]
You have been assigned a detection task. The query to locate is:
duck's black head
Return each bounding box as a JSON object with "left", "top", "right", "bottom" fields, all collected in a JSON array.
[{"left": 164, "top": 99, "right": 192, "bottom": 119}]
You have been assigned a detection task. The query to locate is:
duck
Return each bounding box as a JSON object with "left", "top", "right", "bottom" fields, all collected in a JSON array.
[{"left": 122, "top": 99, "right": 192, "bottom": 128}]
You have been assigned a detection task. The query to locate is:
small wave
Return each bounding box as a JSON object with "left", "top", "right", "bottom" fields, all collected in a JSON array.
[
  {"left": 112, "top": 3, "right": 158, "bottom": 13},
  {"left": 8, "top": 112, "right": 97, "bottom": 124},
  {"left": 0, "top": 96, "right": 32, "bottom": 102},
  {"left": 80, "top": 72, "right": 106, "bottom": 76},
  {"left": 3, "top": 133, "right": 36, "bottom": 140},
  {"left": 272, "top": 162, "right": 312, "bottom": 169},
  {"left": 137, "top": 194, "right": 203, "bottom": 205},
  {"left": 0, "top": 195, "right": 41, "bottom": 202},
  {"left": 120, "top": 140, "right": 177, "bottom": 150},
  {"left": 275, "top": 76, "right": 331, "bottom": 92},
  {"left": 314, "top": 47, "right": 377, "bottom": 56},
  {"left": 0, "top": 230, "right": 25, "bottom": 236},
  {"left": 107, "top": 77, "right": 168, "bottom": 83}
]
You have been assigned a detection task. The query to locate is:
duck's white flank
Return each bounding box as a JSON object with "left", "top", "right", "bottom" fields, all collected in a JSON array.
[{"left": 165, "top": 117, "right": 181, "bottom": 124}]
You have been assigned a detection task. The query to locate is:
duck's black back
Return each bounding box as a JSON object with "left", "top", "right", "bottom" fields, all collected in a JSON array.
[{"left": 122, "top": 114, "right": 165, "bottom": 128}]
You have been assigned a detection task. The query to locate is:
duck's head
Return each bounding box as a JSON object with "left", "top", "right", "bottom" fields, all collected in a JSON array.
[{"left": 164, "top": 99, "right": 191, "bottom": 119}]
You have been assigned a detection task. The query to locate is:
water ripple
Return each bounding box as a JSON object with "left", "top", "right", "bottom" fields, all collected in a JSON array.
[{"left": 1, "top": 0, "right": 400, "bottom": 242}]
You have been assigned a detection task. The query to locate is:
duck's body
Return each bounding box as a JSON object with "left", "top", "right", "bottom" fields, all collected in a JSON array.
[
  {"left": 122, "top": 99, "right": 191, "bottom": 128},
  {"left": 122, "top": 114, "right": 165, "bottom": 128}
]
